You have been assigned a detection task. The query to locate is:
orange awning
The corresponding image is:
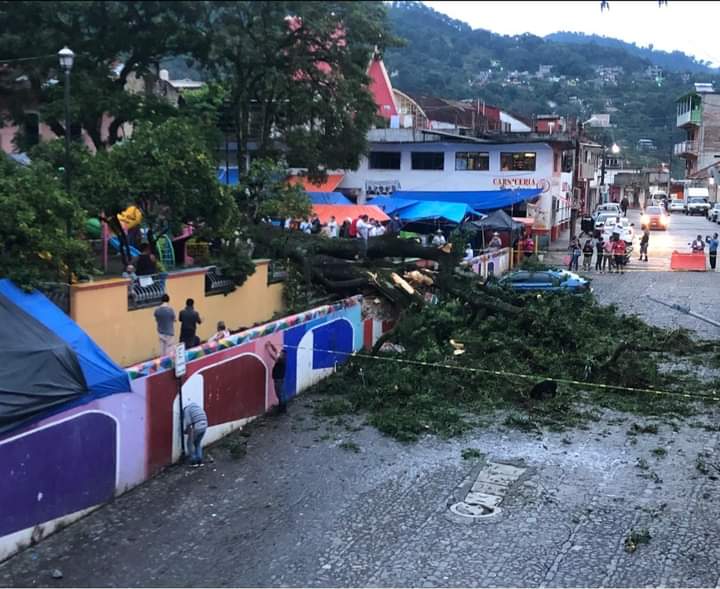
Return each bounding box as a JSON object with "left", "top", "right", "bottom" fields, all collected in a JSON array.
[
  {"left": 312, "top": 204, "right": 389, "bottom": 224},
  {"left": 289, "top": 174, "right": 345, "bottom": 193}
]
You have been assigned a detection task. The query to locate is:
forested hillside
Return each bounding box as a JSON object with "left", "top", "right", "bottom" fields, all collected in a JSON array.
[{"left": 383, "top": 1, "right": 720, "bottom": 171}]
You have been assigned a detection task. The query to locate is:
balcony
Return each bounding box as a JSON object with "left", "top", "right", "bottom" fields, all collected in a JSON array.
[
  {"left": 673, "top": 140, "right": 698, "bottom": 157},
  {"left": 677, "top": 108, "right": 701, "bottom": 128}
]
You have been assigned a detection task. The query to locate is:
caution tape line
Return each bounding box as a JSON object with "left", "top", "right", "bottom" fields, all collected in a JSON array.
[{"left": 280, "top": 344, "right": 720, "bottom": 403}]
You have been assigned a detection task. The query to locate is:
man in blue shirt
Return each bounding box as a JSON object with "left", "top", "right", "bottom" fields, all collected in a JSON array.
[
  {"left": 706, "top": 233, "right": 719, "bottom": 270},
  {"left": 153, "top": 294, "right": 175, "bottom": 357}
]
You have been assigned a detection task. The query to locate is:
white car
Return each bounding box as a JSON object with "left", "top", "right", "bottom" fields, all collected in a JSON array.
[
  {"left": 709, "top": 203, "right": 720, "bottom": 223},
  {"left": 668, "top": 199, "right": 684, "bottom": 213},
  {"left": 593, "top": 203, "right": 621, "bottom": 219},
  {"left": 593, "top": 212, "right": 618, "bottom": 233},
  {"left": 603, "top": 217, "right": 635, "bottom": 243}
]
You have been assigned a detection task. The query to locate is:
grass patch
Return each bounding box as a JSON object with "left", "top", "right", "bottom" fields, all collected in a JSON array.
[
  {"left": 624, "top": 528, "right": 652, "bottom": 553},
  {"left": 338, "top": 441, "right": 360, "bottom": 453},
  {"left": 220, "top": 434, "right": 248, "bottom": 460},
  {"left": 315, "top": 397, "right": 355, "bottom": 417},
  {"left": 461, "top": 448, "right": 483, "bottom": 460}
]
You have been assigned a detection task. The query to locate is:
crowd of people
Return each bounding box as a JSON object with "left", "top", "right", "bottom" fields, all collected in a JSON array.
[
  {"left": 283, "top": 213, "right": 404, "bottom": 240},
  {"left": 567, "top": 226, "right": 638, "bottom": 275}
]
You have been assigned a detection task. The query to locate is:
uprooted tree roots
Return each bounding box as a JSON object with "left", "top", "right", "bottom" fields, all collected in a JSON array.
[{"left": 312, "top": 288, "right": 719, "bottom": 442}]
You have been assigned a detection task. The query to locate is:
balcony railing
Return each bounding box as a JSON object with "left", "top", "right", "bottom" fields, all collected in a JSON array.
[
  {"left": 677, "top": 108, "right": 701, "bottom": 127},
  {"left": 128, "top": 272, "right": 168, "bottom": 310},
  {"left": 205, "top": 266, "right": 235, "bottom": 296},
  {"left": 673, "top": 140, "right": 698, "bottom": 157}
]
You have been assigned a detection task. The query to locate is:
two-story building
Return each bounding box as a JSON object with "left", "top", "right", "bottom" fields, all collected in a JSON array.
[
  {"left": 674, "top": 83, "right": 720, "bottom": 178},
  {"left": 337, "top": 128, "right": 576, "bottom": 241}
]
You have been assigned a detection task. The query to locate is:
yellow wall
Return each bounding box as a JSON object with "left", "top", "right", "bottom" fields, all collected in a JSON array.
[{"left": 71, "top": 261, "right": 284, "bottom": 367}]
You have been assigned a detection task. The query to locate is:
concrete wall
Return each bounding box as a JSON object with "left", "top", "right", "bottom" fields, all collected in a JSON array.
[
  {"left": 0, "top": 295, "right": 393, "bottom": 563},
  {"left": 71, "top": 261, "right": 284, "bottom": 367}
]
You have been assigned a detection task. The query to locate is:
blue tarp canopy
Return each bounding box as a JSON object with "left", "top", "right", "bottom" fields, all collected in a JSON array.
[
  {"left": 393, "top": 189, "right": 542, "bottom": 212},
  {"left": 217, "top": 168, "right": 239, "bottom": 186},
  {"left": 369, "top": 196, "right": 481, "bottom": 224},
  {"left": 0, "top": 280, "right": 130, "bottom": 398},
  {"left": 308, "top": 192, "right": 352, "bottom": 205}
]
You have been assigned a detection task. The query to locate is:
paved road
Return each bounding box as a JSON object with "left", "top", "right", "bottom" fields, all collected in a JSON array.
[{"left": 1, "top": 257, "right": 720, "bottom": 588}]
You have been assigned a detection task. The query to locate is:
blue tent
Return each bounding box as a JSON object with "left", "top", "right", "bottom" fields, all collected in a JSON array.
[
  {"left": 0, "top": 280, "right": 130, "bottom": 399},
  {"left": 369, "top": 196, "right": 480, "bottom": 224},
  {"left": 308, "top": 192, "right": 352, "bottom": 205},
  {"left": 393, "top": 189, "right": 542, "bottom": 212}
]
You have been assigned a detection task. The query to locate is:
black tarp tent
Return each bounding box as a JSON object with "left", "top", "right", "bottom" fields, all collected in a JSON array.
[
  {"left": 464, "top": 210, "right": 525, "bottom": 249},
  {"left": 0, "top": 279, "right": 130, "bottom": 434}
]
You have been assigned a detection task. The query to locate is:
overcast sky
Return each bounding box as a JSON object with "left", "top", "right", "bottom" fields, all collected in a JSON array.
[{"left": 422, "top": 1, "right": 720, "bottom": 68}]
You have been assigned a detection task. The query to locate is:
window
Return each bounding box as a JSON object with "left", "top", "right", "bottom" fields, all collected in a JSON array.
[
  {"left": 561, "top": 151, "right": 574, "bottom": 173},
  {"left": 411, "top": 151, "right": 444, "bottom": 170},
  {"left": 455, "top": 151, "right": 489, "bottom": 171},
  {"left": 368, "top": 151, "right": 401, "bottom": 170},
  {"left": 500, "top": 152, "right": 536, "bottom": 171}
]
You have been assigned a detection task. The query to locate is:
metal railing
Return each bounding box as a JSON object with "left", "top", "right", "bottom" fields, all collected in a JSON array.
[
  {"left": 205, "top": 266, "right": 235, "bottom": 296},
  {"left": 127, "top": 272, "right": 168, "bottom": 310},
  {"left": 673, "top": 140, "right": 698, "bottom": 156}
]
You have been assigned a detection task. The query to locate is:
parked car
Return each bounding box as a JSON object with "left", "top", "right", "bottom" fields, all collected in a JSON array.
[
  {"left": 641, "top": 206, "right": 670, "bottom": 230},
  {"left": 668, "top": 199, "right": 685, "bottom": 214},
  {"left": 709, "top": 203, "right": 720, "bottom": 223},
  {"left": 685, "top": 197, "right": 711, "bottom": 216},
  {"left": 593, "top": 212, "right": 619, "bottom": 234},
  {"left": 593, "top": 203, "right": 621, "bottom": 220},
  {"left": 497, "top": 269, "right": 590, "bottom": 294}
]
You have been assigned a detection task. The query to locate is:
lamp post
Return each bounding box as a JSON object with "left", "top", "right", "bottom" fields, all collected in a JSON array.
[
  {"left": 599, "top": 141, "right": 620, "bottom": 204},
  {"left": 58, "top": 46, "right": 74, "bottom": 193}
]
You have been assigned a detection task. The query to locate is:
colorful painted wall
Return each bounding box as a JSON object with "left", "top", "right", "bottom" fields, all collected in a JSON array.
[
  {"left": 0, "top": 296, "right": 393, "bottom": 562},
  {"left": 71, "top": 260, "right": 284, "bottom": 367}
]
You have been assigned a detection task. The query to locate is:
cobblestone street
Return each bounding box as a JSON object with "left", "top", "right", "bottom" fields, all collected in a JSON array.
[{"left": 1, "top": 270, "right": 719, "bottom": 588}]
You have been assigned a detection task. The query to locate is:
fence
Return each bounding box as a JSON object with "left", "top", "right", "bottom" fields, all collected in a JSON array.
[{"left": 127, "top": 273, "right": 168, "bottom": 310}]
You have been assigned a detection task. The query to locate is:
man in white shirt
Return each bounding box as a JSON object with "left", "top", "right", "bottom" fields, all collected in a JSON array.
[
  {"left": 356, "top": 215, "right": 370, "bottom": 255},
  {"left": 327, "top": 216, "right": 338, "bottom": 238},
  {"left": 431, "top": 229, "right": 446, "bottom": 247}
]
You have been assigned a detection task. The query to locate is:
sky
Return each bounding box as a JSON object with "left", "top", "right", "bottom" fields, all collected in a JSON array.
[{"left": 422, "top": 1, "right": 720, "bottom": 68}]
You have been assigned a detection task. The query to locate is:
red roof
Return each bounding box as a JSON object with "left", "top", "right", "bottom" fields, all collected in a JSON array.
[
  {"left": 289, "top": 174, "right": 344, "bottom": 192},
  {"left": 367, "top": 54, "right": 398, "bottom": 119},
  {"left": 312, "top": 204, "right": 389, "bottom": 224}
]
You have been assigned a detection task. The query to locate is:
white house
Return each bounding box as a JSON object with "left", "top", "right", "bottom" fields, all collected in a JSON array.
[{"left": 338, "top": 128, "right": 574, "bottom": 241}]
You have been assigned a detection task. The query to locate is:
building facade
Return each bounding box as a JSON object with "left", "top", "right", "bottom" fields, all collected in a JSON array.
[
  {"left": 675, "top": 83, "right": 720, "bottom": 177},
  {"left": 338, "top": 128, "right": 574, "bottom": 240}
]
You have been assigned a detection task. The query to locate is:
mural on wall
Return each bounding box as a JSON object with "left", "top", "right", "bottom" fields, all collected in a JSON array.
[{"left": 0, "top": 295, "right": 394, "bottom": 563}]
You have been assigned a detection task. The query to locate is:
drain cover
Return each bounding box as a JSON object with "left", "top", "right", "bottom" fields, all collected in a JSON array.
[{"left": 448, "top": 461, "right": 526, "bottom": 522}]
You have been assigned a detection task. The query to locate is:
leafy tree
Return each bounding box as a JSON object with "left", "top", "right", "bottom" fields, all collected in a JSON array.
[
  {"left": 0, "top": 1, "right": 208, "bottom": 151},
  {"left": 233, "top": 158, "right": 311, "bottom": 222},
  {"left": 204, "top": 1, "right": 398, "bottom": 177},
  {"left": 0, "top": 155, "right": 94, "bottom": 288}
]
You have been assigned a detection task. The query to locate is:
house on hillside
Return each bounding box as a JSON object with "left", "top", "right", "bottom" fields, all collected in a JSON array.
[{"left": 674, "top": 83, "right": 720, "bottom": 180}]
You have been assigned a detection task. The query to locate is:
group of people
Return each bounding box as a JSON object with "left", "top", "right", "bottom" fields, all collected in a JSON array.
[
  {"left": 284, "top": 213, "right": 404, "bottom": 240},
  {"left": 691, "top": 233, "right": 719, "bottom": 270},
  {"left": 568, "top": 229, "right": 639, "bottom": 275}
]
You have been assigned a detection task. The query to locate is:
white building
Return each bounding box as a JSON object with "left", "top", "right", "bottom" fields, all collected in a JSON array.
[{"left": 338, "top": 128, "right": 574, "bottom": 241}]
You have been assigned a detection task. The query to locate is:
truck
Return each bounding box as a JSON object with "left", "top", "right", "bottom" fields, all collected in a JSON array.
[{"left": 684, "top": 187, "right": 711, "bottom": 216}]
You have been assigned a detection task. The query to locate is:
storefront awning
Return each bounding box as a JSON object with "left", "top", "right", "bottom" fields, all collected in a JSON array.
[
  {"left": 393, "top": 189, "right": 542, "bottom": 212},
  {"left": 289, "top": 174, "right": 345, "bottom": 193},
  {"left": 312, "top": 204, "right": 389, "bottom": 224},
  {"left": 369, "top": 196, "right": 482, "bottom": 224},
  {"left": 308, "top": 192, "right": 352, "bottom": 205}
]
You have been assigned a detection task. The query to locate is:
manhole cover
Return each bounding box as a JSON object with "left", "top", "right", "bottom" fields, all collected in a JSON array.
[{"left": 449, "top": 501, "right": 499, "bottom": 518}]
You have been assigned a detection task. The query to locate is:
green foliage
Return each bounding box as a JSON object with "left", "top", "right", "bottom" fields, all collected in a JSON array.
[
  {"left": 0, "top": 155, "right": 94, "bottom": 288},
  {"left": 233, "top": 159, "right": 311, "bottom": 222}
]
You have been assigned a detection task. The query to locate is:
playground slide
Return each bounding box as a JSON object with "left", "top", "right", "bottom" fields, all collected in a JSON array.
[{"left": 109, "top": 236, "right": 140, "bottom": 258}]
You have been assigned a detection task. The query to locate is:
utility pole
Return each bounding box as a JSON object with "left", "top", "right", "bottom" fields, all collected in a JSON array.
[{"left": 570, "top": 121, "right": 582, "bottom": 239}]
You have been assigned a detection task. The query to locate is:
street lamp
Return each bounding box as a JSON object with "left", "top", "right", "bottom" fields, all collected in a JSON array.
[
  {"left": 600, "top": 140, "right": 620, "bottom": 204},
  {"left": 58, "top": 46, "right": 74, "bottom": 193}
]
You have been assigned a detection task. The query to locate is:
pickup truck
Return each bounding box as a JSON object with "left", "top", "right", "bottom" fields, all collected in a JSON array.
[{"left": 685, "top": 197, "right": 711, "bottom": 216}]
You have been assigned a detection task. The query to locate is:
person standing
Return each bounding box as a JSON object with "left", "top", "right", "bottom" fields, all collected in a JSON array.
[
  {"left": 595, "top": 235, "right": 605, "bottom": 272},
  {"left": 178, "top": 298, "right": 202, "bottom": 348},
  {"left": 523, "top": 235, "right": 534, "bottom": 259},
  {"left": 432, "top": 229, "right": 446, "bottom": 247},
  {"left": 620, "top": 196, "right": 629, "bottom": 217},
  {"left": 603, "top": 237, "right": 615, "bottom": 273},
  {"left": 327, "top": 216, "right": 339, "bottom": 238},
  {"left": 612, "top": 238, "right": 627, "bottom": 274},
  {"left": 488, "top": 232, "right": 503, "bottom": 250},
  {"left": 706, "top": 233, "right": 719, "bottom": 270},
  {"left": 568, "top": 237, "right": 581, "bottom": 271},
  {"left": 692, "top": 235, "right": 705, "bottom": 253},
  {"left": 183, "top": 401, "right": 208, "bottom": 466},
  {"left": 356, "top": 214, "right": 370, "bottom": 256},
  {"left": 134, "top": 243, "right": 158, "bottom": 276},
  {"left": 266, "top": 342, "right": 288, "bottom": 414},
  {"left": 154, "top": 294, "right": 176, "bottom": 357},
  {"left": 639, "top": 228, "right": 649, "bottom": 262},
  {"left": 582, "top": 238, "right": 594, "bottom": 271}
]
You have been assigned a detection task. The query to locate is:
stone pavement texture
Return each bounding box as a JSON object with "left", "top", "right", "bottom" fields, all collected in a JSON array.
[{"left": 1, "top": 272, "right": 720, "bottom": 588}]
